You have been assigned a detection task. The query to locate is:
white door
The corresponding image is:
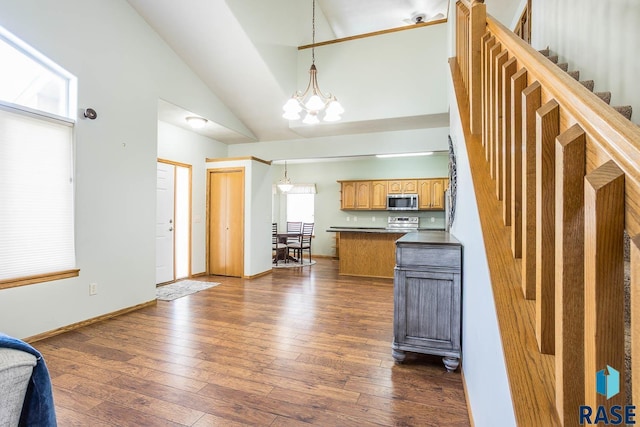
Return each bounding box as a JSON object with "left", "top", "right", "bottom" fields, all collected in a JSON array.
[{"left": 156, "top": 162, "right": 175, "bottom": 284}]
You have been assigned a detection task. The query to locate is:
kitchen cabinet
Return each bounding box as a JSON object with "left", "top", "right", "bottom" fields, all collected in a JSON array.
[
  {"left": 339, "top": 178, "right": 447, "bottom": 211},
  {"left": 388, "top": 180, "right": 418, "bottom": 194},
  {"left": 341, "top": 181, "right": 356, "bottom": 209},
  {"left": 355, "top": 181, "right": 371, "bottom": 209},
  {"left": 392, "top": 232, "right": 462, "bottom": 372},
  {"left": 370, "top": 181, "right": 388, "bottom": 209},
  {"left": 418, "top": 178, "right": 447, "bottom": 210},
  {"left": 208, "top": 168, "right": 244, "bottom": 277}
]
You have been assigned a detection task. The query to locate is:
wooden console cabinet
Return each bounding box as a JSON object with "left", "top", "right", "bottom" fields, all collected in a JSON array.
[{"left": 392, "top": 232, "right": 462, "bottom": 371}]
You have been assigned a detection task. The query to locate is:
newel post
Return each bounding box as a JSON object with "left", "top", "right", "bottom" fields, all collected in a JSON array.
[{"left": 469, "top": 0, "right": 486, "bottom": 135}]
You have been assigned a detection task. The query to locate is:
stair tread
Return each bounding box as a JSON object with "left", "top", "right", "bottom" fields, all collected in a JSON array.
[
  {"left": 547, "top": 55, "right": 559, "bottom": 63},
  {"left": 595, "top": 92, "right": 612, "bottom": 104},
  {"left": 613, "top": 105, "right": 633, "bottom": 120},
  {"left": 580, "top": 80, "right": 595, "bottom": 91},
  {"left": 557, "top": 63, "right": 569, "bottom": 71},
  {"left": 567, "top": 70, "right": 580, "bottom": 80}
]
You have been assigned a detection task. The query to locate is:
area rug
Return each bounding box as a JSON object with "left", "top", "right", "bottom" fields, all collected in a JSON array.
[
  {"left": 156, "top": 280, "right": 219, "bottom": 301},
  {"left": 272, "top": 259, "right": 316, "bottom": 269}
]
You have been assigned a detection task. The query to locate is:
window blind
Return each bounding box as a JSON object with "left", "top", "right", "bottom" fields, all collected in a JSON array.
[{"left": 0, "top": 107, "right": 75, "bottom": 281}]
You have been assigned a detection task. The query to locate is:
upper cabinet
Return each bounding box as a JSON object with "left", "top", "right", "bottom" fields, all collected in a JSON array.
[
  {"left": 341, "top": 181, "right": 356, "bottom": 209},
  {"left": 418, "top": 179, "right": 447, "bottom": 210},
  {"left": 388, "top": 180, "right": 418, "bottom": 194},
  {"left": 339, "top": 178, "right": 447, "bottom": 211},
  {"left": 355, "top": 181, "right": 371, "bottom": 209},
  {"left": 371, "top": 181, "right": 388, "bottom": 209}
]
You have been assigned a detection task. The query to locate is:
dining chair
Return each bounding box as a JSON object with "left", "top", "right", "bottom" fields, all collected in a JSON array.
[
  {"left": 286, "top": 221, "right": 303, "bottom": 245},
  {"left": 288, "top": 222, "right": 314, "bottom": 264},
  {"left": 272, "top": 223, "right": 287, "bottom": 263}
]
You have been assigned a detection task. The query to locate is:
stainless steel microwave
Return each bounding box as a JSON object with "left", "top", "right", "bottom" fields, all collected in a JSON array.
[{"left": 386, "top": 194, "right": 418, "bottom": 210}]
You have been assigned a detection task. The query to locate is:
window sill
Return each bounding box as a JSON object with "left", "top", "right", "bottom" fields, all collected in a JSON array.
[{"left": 0, "top": 269, "right": 80, "bottom": 290}]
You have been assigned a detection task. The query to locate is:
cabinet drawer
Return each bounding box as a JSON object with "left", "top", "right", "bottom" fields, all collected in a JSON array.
[{"left": 396, "top": 245, "right": 461, "bottom": 269}]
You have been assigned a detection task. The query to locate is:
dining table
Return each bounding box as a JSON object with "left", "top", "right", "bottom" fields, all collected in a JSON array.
[{"left": 273, "top": 232, "right": 301, "bottom": 263}]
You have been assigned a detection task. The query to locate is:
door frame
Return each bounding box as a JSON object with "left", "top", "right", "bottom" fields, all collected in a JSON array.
[
  {"left": 206, "top": 167, "right": 245, "bottom": 277},
  {"left": 157, "top": 158, "right": 193, "bottom": 282}
]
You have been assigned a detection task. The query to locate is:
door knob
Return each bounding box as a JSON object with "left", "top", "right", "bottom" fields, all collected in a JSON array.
[{"left": 169, "top": 227, "right": 174, "bottom": 231}]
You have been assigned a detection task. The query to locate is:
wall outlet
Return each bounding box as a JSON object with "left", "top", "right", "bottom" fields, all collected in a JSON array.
[
  {"left": 346, "top": 216, "right": 350, "bottom": 222},
  {"left": 353, "top": 216, "right": 357, "bottom": 222},
  {"left": 89, "top": 283, "right": 98, "bottom": 296},
  {"left": 372, "top": 216, "right": 376, "bottom": 222},
  {"left": 431, "top": 217, "right": 435, "bottom": 223}
]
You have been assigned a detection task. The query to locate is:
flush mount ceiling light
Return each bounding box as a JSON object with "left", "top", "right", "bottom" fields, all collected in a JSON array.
[
  {"left": 277, "top": 161, "right": 294, "bottom": 193},
  {"left": 185, "top": 116, "right": 207, "bottom": 129},
  {"left": 282, "top": 0, "right": 344, "bottom": 124},
  {"left": 376, "top": 152, "right": 434, "bottom": 158}
]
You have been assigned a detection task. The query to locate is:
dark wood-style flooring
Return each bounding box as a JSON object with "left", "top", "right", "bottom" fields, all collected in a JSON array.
[{"left": 35, "top": 258, "right": 470, "bottom": 426}]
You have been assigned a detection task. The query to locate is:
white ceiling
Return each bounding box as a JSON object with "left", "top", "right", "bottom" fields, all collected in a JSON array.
[{"left": 128, "top": 0, "right": 451, "bottom": 144}]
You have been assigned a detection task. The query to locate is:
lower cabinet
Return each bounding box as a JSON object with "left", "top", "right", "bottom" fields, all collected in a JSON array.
[{"left": 392, "top": 232, "right": 462, "bottom": 371}]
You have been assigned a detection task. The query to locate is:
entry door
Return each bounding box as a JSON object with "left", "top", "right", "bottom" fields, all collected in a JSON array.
[
  {"left": 156, "top": 162, "right": 175, "bottom": 284},
  {"left": 208, "top": 168, "right": 244, "bottom": 277}
]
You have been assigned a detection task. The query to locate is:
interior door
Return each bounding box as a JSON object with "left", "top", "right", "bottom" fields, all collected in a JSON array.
[
  {"left": 208, "top": 168, "right": 244, "bottom": 277},
  {"left": 156, "top": 162, "right": 175, "bottom": 284}
]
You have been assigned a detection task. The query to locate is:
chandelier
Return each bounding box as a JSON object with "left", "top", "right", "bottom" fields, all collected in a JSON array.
[
  {"left": 282, "top": 0, "right": 344, "bottom": 124},
  {"left": 277, "top": 161, "right": 294, "bottom": 192}
]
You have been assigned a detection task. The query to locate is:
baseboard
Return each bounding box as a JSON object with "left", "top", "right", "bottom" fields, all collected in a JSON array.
[
  {"left": 312, "top": 254, "right": 335, "bottom": 259},
  {"left": 25, "top": 299, "right": 157, "bottom": 344},
  {"left": 461, "top": 368, "right": 475, "bottom": 427},
  {"left": 244, "top": 269, "right": 272, "bottom": 279},
  {"left": 191, "top": 272, "right": 207, "bottom": 278}
]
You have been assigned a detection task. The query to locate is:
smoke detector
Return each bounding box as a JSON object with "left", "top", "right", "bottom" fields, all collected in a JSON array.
[{"left": 410, "top": 12, "right": 427, "bottom": 24}]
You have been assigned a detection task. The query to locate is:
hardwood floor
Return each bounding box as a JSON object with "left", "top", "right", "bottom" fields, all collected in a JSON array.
[{"left": 35, "top": 258, "right": 470, "bottom": 426}]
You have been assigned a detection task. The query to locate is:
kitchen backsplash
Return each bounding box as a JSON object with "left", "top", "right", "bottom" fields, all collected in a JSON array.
[{"left": 336, "top": 211, "right": 446, "bottom": 229}]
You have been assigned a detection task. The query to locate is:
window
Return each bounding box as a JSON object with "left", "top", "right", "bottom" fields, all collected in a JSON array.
[
  {"left": 0, "top": 27, "right": 78, "bottom": 288},
  {"left": 286, "top": 184, "right": 317, "bottom": 224}
]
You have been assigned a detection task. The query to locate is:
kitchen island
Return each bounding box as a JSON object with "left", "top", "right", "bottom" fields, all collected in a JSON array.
[{"left": 327, "top": 227, "right": 406, "bottom": 279}]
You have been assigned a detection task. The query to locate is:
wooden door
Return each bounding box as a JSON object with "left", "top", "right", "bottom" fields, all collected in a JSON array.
[
  {"left": 208, "top": 168, "right": 244, "bottom": 277},
  {"left": 388, "top": 180, "right": 403, "bottom": 194},
  {"left": 430, "top": 179, "right": 445, "bottom": 210},
  {"left": 371, "top": 181, "right": 388, "bottom": 209},
  {"left": 341, "top": 182, "right": 356, "bottom": 209},
  {"left": 402, "top": 180, "right": 418, "bottom": 193},
  {"left": 417, "top": 179, "right": 432, "bottom": 210},
  {"left": 355, "top": 181, "right": 371, "bottom": 209}
]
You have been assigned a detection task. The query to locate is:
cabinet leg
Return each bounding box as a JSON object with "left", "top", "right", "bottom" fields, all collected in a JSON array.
[
  {"left": 391, "top": 347, "right": 406, "bottom": 363},
  {"left": 442, "top": 356, "right": 459, "bottom": 372}
]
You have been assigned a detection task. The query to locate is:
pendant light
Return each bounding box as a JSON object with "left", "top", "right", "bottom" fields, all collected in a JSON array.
[
  {"left": 282, "top": 0, "right": 344, "bottom": 123},
  {"left": 277, "top": 161, "right": 294, "bottom": 193}
]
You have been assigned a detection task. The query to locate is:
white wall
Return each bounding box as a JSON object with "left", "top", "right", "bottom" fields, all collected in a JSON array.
[
  {"left": 302, "top": 23, "right": 450, "bottom": 124},
  {"left": 448, "top": 66, "right": 516, "bottom": 426},
  {"left": 157, "top": 121, "right": 228, "bottom": 275},
  {"left": 0, "top": 0, "right": 245, "bottom": 339},
  {"left": 205, "top": 159, "right": 272, "bottom": 278},
  {"left": 531, "top": 0, "right": 640, "bottom": 126}
]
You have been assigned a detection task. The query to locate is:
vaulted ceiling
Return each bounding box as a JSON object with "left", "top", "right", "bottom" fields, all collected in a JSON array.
[{"left": 125, "top": 0, "right": 520, "bottom": 144}]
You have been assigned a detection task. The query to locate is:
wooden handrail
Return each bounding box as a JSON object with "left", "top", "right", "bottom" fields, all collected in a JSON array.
[
  {"left": 453, "top": 6, "right": 640, "bottom": 426},
  {"left": 486, "top": 16, "right": 640, "bottom": 236}
]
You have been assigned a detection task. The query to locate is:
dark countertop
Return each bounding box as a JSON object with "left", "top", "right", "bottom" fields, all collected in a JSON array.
[
  {"left": 327, "top": 226, "right": 446, "bottom": 233},
  {"left": 396, "top": 230, "right": 461, "bottom": 246},
  {"left": 326, "top": 226, "right": 405, "bottom": 234}
]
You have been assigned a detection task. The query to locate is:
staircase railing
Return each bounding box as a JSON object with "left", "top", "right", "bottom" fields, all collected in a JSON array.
[{"left": 453, "top": 0, "right": 640, "bottom": 425}]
